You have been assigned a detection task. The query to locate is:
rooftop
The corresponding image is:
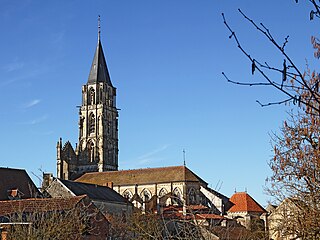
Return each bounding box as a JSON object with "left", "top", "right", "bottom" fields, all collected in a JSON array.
[
  {"left": 76, "top": 165, "right": 207, "bottom": 186},
  {"left": 0, "top": 195, "right": 87, "bottom": 215},
  {"left": 59, "top": 179, "right": 129, "bottom": 204},
  {"left": 0, "top": 167, "right": 41, "bottom": 200},
  {"left": 227, "top": 192, "right": 266, "bottom": 213}
]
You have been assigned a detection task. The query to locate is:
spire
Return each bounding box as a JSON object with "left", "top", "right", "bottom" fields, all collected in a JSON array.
[{"left": 87, "top": 16, "right": 113, "bottom": 85}]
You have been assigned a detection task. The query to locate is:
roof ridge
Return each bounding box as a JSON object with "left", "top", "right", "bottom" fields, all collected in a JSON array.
[
  {"left": 0, "top": 167, "right": 26, "bottom": 171},
  {"left": 82, "top": 165, "right": 185, "bottom": 175}
]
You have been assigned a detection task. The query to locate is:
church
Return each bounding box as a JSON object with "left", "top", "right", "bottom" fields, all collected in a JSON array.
[
  {"left": 55, "top": 20, "right": 236, "bottom": 216},
  {"left": 57, "top": 20, "right": 119, "bottom": 181}
]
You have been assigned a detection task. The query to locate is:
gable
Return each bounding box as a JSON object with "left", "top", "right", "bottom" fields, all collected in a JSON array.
[
  {"left": 0, "top": 167, "right": 41, "bottom": 200},
  {"left": 228, "top": 192, "right": 266, "bottom": 213},
  {"left": 61, "top": 141, "right": 76, "bottom": 160}
]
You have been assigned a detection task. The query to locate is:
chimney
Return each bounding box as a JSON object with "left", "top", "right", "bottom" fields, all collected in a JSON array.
[
  {"left": 103, "top": 182, "right": 113, "bottom": 189},
  {"left": 42, "top": 173, "right": 54, "bottom": 190},
  {"left": 7, "top": 188, "right": 23, "bottom": 200}
]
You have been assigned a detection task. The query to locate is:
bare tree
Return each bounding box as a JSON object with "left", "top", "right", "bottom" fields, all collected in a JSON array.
[
  {"left": 0, "top": 196, "right": 109, "bottom": 240},
  {"left": 222, "top": 1, "right": 320, "bottom": 114},
  {"left": 266, "top": 109, "right": 320, "bottom": 238},
  {"left": 222, "top": 2, "right": 320, "bottom": 238}
]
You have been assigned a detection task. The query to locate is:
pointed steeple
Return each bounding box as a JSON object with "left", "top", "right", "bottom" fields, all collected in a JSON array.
[{"left": 87, "top": 16, "right": 113, "bottom": 86}]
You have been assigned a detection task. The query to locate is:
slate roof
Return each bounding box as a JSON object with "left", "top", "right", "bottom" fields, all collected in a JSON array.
[
  {"left": 75, "top": 166, "right": 207, "bottom": 186},
  {"left": 0, "top": 167, "right": 41, "bottom": 200},
  {"left": 0, "top": 195, "right": 86, "bottom": 215},
  {"left": 59, "top": 179, "right": 129, "bottom": 204},
  {"left": 87, "top": 38, "right": 112, "bottom": 86},
  {"left": 227, "top": 192, "right": 266, "bottom": 213}
]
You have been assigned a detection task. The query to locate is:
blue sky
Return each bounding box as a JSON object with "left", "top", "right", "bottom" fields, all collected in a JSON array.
[{"left": 0, "top": 0, "right": 318, "bottom": 206}]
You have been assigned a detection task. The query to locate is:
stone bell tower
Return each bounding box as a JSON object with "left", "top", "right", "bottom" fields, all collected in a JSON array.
[{"left": 57, "top": 17, "right": 119, "bottom": 180}]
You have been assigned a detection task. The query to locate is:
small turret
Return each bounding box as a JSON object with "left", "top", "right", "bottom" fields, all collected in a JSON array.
[
  {"left": 57, "top": 138, "right": 62, "bottom": 159},
  {"left": 57, "top": 138, "right": 62, "bottom": 178}
]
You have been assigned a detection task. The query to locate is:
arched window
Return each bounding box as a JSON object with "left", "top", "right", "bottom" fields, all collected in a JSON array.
[
  {"left": 159, "top": 188, "right": 167, "bottom": 198},
  {"left": 89, "top": 88, "right": 95, "bottom": 105},
  {"left": 172, "top": 187, "right": 182, "bottom": 205},
  {"left": 87, "top": 141, "right": 94, "bottom": 162},
  {"left": 100, "top": 89, "right": 103, "bottom": 104},
  {"left": 89, "top": 113, "right": 95, "bottom": 134},
  {"left": 123, "top": 190, "right": 133, "bottom": 200},
  {"left": 188, "top": 188, "right": 197, "bottom": 205},
  {"left": 140, "top": 189, "right": 151, "bottom": 202},
  {"left": 159, "top": 188, "right": 169, "bottom": 206}
]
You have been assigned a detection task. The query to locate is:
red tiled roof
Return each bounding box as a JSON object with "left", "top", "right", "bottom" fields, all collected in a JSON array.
[
  {"left": 0, "top": 195, "right": 87, "bottom": 215},
  {"left": 187, "top": 205, "right": 209, "bottom": 211},
  {"left": 196, "top": 213, "right": 224, "bottom": 220},
  {"left": 76, "top": 166, "right": 207, "bottom": 186},
  {"left": 228, "top": 192, "right": 266, "bottom": 213}
]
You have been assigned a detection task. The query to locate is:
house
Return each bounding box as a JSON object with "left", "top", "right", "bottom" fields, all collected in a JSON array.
[
  {"left": 0, "top": 195, "right": 109, "bottom": 239},
  {"left": 45, "top": 178, "right": 133, "bottom": 215},
  {"left": 268, "top": 198, "right": 306, "bottom": 240},
  {"left": 0, "top": 167, "right": 41, "bottom": 200},
  {"left": 227, "top": 192, "right": 267, "bottom": 231}
]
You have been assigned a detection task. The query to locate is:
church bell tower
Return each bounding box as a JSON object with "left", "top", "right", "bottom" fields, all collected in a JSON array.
[{"left": 57, "top": 17, "right": 119, "bottom": 180}]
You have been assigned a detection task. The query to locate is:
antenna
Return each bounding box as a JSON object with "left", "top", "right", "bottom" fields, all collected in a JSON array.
[{"left": 183, "top": 149, "right": 186, "bottom": 166}]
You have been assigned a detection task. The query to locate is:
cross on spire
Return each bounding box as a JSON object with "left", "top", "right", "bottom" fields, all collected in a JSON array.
[{"left": 98, "top": 15, "right": 101, "bottom": 40}]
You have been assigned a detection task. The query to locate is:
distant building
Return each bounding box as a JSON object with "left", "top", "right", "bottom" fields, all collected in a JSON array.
[
  {"left": 227, "top": 192, "right": 267, "bottom": 231},
  {"left": 57, "top": 21, "right": 119, "bottom": 180},
  {"left": 45, "top": 178, "right": 132, "bottom": 215},
  {"left": 0, "top": 195, "right": 109, "bottom": 239},
  {"left": 268, "top": 198, "right": 303, "bottom": 240},
  {"left": 0, "top": 167, "right": 41, "bottom": 200}
]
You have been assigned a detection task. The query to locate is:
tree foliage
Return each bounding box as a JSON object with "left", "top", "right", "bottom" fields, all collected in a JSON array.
[{"left": 267, "top": 108, "right": 320, "bottom": 238}]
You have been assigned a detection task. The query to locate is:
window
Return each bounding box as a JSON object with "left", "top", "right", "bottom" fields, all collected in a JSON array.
[
  {"left": 87, "top": 141, "right": 94, "bottom": 162},
  {"left": 172, "top": 187, "right": 182, "bottom": 205},
  {"left": 89, "top": 88, "right": 95, "bottom": 105},
  {"left": 159, "top": 188, "right": 167, "bottom": 198},
  {"left": 89, "top": 113, "right": 95, "bottom": 134},
  {"left": 123, "top": 190, "right": 133, "bottom": 200},
  {"left": 159, "top": 188, "right": 168, "bottom": 206},
  {"left": 140, "top": 189, "right": 151, "bottom": 202},
  {"left": 188, "top": 188, "right": 197, "bottom": 205}
]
